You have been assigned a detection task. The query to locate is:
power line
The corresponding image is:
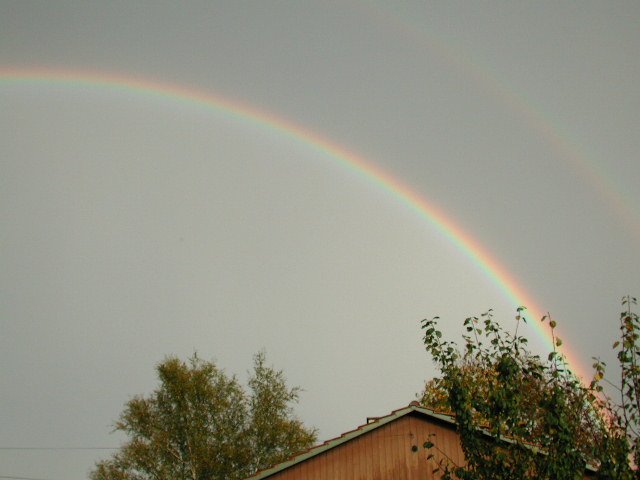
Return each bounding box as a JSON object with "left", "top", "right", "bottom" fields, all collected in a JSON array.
[
  {"left": 0, "top": 447, "right": 118, "bottom": 451},
  {"left": 0, "top": 475, "right": 55, "bottom": 480}
]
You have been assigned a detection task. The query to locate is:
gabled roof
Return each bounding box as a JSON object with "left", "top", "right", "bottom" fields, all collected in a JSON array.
[
  {"left": 244, "top": 402, "right": 457, "bottom": 480},
  {"left": 244, "top": 401, "right": 598, "bottom": 479}
]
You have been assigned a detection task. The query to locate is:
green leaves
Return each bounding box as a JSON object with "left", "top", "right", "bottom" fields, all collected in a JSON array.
[
  {"left": 419, "top": 305, "right": 631, "bottom": 480},
  {"left": 91, "top": 353, "right": 316, "bottom": 480}
]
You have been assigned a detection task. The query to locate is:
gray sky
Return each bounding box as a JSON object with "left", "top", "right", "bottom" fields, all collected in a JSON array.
[{"left": 1, "top": 2, "right": 639, "bottom": 479}]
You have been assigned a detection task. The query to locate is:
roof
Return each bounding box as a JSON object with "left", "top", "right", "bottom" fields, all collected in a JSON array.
[
  {"left": 244, "top": 401, "right": 598, "bottom": 479},
  {"left": 244, "top": 402, "right": 457, "bottom": 480}
]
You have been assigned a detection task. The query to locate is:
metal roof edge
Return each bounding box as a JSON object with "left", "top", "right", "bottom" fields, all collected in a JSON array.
[
  {"left": 243, "top": 404, "right": 598, "bottom": 478},
  {"left": 243, "top": 404, "right": 456, "bottom": 480}
]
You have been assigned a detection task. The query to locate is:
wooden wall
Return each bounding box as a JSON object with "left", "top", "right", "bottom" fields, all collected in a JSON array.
[
  {"left": 258, "top": 411, "right": 597, "bottom": 479},
  {"left": 263, "top": 413, "right": 464, "bottom": 480}
]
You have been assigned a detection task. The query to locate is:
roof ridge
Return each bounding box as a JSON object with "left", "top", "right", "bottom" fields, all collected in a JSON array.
[
  {"left": 242, "top": 402, "right": 598, "bottom": 479},
  {"left": 243, "top": 402, "right": 448, "bottom": 480}
]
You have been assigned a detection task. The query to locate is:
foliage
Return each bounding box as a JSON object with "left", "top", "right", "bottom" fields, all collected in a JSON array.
[
  {"left": 90, "top": 352, "right": 316, "bottom": 480},
  {"left": 420, "top": 298, "right": 640, "bottom": 480},
  {"left": 591, "top": 295, "right": 640, "bottom": 477},
  {"left": 246, "top": 353, "right": 317, "bottom": 473}
]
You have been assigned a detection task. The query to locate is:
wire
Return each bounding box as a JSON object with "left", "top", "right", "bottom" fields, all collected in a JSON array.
[
  {"left": 0, "top": 447, "right": 118, "bottom": 450},
  {"left": 0, "top": 476, "right": 55, "bottom": 480},
  {"left": 0, "top": 448, "right": 119, "bottom": 480}
]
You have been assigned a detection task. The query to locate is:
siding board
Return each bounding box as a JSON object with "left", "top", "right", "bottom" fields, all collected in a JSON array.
[{"left": 247, "top": 408, "right": 596, "bottom": 480}]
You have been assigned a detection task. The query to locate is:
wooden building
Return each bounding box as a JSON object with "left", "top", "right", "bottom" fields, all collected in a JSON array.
[{"left": 244, "top": 402, "right": 597, "bottom": 480}]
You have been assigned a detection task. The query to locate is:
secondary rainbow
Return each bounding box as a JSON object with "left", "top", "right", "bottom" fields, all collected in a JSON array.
[
  {"left": 363, "top": 2, "right": 640, "bottom": 242},
  {"left": 0, "top": 67, "right": 589, "bottom": 380}
]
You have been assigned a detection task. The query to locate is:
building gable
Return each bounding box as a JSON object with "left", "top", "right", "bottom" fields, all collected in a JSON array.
[
  {"left": 245, "top": 403, "right": 598, "bottom": 480},
  {"left": 246, "top": 405, "right": 464, "bottom": 480}
]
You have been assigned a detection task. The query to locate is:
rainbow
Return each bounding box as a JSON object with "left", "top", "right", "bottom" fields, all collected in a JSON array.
[
  {"left": 0, "top": 67, "right": 590, "bottom": 380},
  {"left": 360, "top": 2, "right": 640, "bottom": 243}
]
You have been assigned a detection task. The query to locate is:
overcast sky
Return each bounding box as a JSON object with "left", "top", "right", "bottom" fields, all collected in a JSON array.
[{"left": 1, "top": 2, "right": 639, "bottom": 479}]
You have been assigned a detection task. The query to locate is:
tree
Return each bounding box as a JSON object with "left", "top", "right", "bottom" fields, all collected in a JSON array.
[
  {"left": 90, "top": 352, "right": 316, "bottom": 480},
  {"left": 591, "top": 295, "right": 640, "bottom": 477},
  {"left": 420, "top": 299, "right": 639, "bottom": 480},
  {"left": 418, "top": 351, "right": 600, "bottom": 461}
]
